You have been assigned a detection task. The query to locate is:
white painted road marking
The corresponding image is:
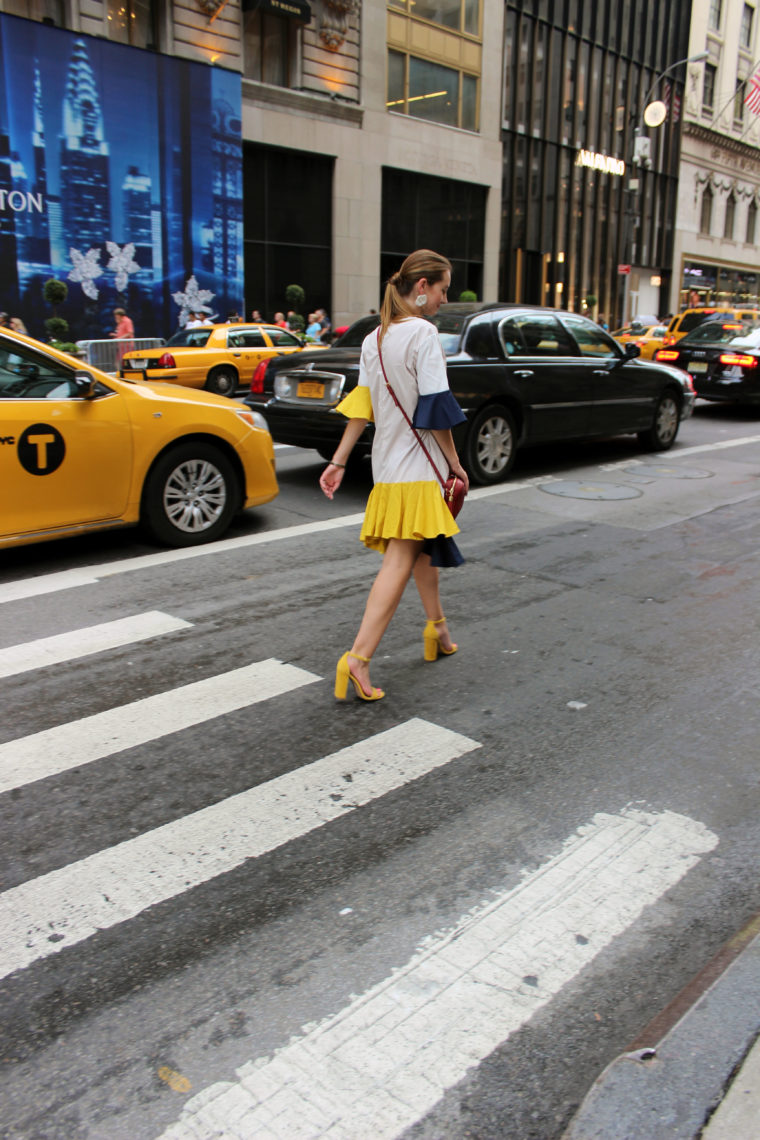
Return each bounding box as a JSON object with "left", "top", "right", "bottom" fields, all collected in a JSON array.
[
  {"left": 0, "top": 659, "right": 319, "bottom": 794},
  {"left": 0, "top": 719, "right": 480, "bottom": 979},
  {"left": 156, "top": 808, "right": 718, "bottom": 1140},
  {"left": 0, "top": 610, "right": 192, "bottom": 679}
]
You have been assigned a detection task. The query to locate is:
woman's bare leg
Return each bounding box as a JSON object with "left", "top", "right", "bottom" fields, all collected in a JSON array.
[
  {"left": 413, "top": 551, "right": 454, "bottom": 651},
  {"left": 348, "top": 538, "right": 422, "bottom": 694}
]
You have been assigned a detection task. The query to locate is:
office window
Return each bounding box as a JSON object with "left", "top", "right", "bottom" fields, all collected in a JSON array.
[
  {"left": 724, "top": 192, "right": 736, "bottom": 239},
  {"left": 709, "top": 0, "right": 722, "bottom": 28},
  {"left": 389, "top": 0, "right": 480, "bottom": 35},
  {"left": 106, "top": 0, "right": 157, "bottom": 48},
  {"left": 244, "top": 11, "right": 293, "bottom": 86},
  {"left": 734, "top": 79, "right": 746, "bottom": 125},
  {"left": 741, "top": 4, "right": 755, "bottom": 48},
  {"left": 3, "top": 0, "right": 64, "bottom": 24},
  {"left": 700, "top": 185, "right": 713, "bottom": 234},
  {"left": 747, "top": 200, "right": 757, "bottom": 244},
  {"left": 387, "top": 51, "right": 478, "bottom": 130},
  {"left": 703, "top": 63, "right": 717, "bottom": 111}
]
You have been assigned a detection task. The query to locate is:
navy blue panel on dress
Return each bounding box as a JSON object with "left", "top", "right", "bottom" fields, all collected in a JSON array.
[
  {"left": 423, "top": 534, "right": 465, "bottom": 568},
  {"left": 412, "top": 390, "right": 467, "bottom": 430}
]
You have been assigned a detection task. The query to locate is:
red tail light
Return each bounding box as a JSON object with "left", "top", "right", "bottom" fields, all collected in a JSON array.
[
  {"left": 663, "top": 335, "right": 676, "bottom": 346},
  {"left": 655, "top": 349, "right": 679, "bottom": 361},
  {"left": 251, "top": 359, "right": 268, "bottom": 394},
  {"left": 157, "top": 352, "right": 176, "bottom": 367},
  {"left": 720, "top": 353, "right": 757, "bottom": 367}
]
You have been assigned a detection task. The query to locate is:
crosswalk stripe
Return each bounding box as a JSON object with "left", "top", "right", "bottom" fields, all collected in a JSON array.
[
  {"left": 0, "top": 718, "right": 480, "bottom": 980},
  {"left": 0, "top": 611, "right": 192, "bottom": 679},
  {"left": 156, "top": 808, "right": 718, "bottom": 1140},
  {"left": 0, "top": 659, "right": 319, "bottom": 794}
]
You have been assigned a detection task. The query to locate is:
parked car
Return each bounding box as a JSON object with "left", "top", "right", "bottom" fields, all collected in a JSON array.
[
  {"left": 245, "top": 304, "right": 696, "bottom": 484},
  {"left": 655, "top": 319, "right": 760, "bottom": 403},
  {"left": 120, "top": 322, "right": 314, "bottom": 397},
  {"left": 662, "top": 307, "right": 760, "bottom": 347},
  {"left": 1, "top": 328, "right": 278, "bottom": 549}
]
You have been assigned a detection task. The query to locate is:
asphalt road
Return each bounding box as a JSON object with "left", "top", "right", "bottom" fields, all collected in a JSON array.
[{"left": 1, "top": 402, "right": 760, "bottom": 1139}]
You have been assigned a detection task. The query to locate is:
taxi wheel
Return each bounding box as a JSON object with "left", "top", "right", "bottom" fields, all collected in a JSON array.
[
  {"left": 206, "top": 366, "right": 239, "bottom": 397},
  {"left": 142, "top": 442, "right": 240, "bottom": 547}
]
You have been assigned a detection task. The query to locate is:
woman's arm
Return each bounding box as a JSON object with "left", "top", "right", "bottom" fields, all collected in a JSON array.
[
  {"left": 432, "top": 428, "right": 469, "bottom": 492},
  {"left": 319, "top": 417, "right": 368, "bottom": 499}
]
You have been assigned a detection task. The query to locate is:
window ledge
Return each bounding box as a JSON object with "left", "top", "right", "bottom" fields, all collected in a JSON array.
[{"left": 242, "top": 80, "right": 363, "bottom": 126}]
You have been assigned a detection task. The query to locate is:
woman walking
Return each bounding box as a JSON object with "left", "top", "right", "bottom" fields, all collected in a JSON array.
[{"left": 319, "top": 249, "right": 469, "bottom": 702}]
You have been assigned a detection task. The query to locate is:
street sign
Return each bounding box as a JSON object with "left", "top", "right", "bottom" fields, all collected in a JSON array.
[{"left": 618, "top": 264, "right": 631, "bottom": 275}]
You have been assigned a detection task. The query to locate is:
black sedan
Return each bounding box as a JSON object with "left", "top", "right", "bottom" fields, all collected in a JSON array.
[
  {"left": 655, "top": 320, "right": 760, "bottom": 404},
  {"left": 245, "top": 304, "right": 696, "bottom": 484}
]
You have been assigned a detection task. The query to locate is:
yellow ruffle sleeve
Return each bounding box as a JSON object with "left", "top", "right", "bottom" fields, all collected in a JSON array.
[{"left": 336, "top": 385, "right": 374, "bottom": 422}]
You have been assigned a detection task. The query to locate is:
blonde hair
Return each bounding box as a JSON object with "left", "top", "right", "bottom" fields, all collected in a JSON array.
[{"left": 379, "top": 249, "right": 451, "bottom": 340}]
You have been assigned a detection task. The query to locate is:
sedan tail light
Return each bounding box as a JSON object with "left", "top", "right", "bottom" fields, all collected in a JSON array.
[
  {"left": 251, "top": 359, "right": 268, "bottom": 394},
  {"left": 655, "top": 349, "right": 680, "bottom": 361},
  {"left": 157, "top": 352, "right": 176, "bottom": 368},
  {"left": 719, "top": 353, "right": 758, "bottom": 367}
]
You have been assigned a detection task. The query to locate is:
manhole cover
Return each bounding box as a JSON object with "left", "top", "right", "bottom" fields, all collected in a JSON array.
[
  {"left": 622, "top": 464, "right": 713, "bottom": 479},
  {"left": 539, "top": 480, "right": 642, "bottom": 501}
]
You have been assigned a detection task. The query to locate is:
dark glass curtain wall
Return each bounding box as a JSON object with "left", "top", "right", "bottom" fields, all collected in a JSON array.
[
  {"left": 500, "top": 0, "right": 690, "bottom": 325},
  {"left": 243, "top": 143, "right": 333, "bottom": 322},
  {"left": 381, "top": 167, "right": 487, "bottom": 301}
]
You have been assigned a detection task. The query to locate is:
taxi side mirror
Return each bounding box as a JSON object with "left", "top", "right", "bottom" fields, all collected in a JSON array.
[{"left": 73, "top": 370, "right": 97, "bottom": 398}]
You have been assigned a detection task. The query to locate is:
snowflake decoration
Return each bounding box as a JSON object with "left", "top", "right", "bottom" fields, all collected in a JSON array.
[
  {"left": 172, "top": 275, "right": 215, "bottom": 326},
  {"left": 106, "top": 241, "right": 141, "bottom": 293},
  {"left": 68, "top": 247, "right": 102, "bottom": 300}
]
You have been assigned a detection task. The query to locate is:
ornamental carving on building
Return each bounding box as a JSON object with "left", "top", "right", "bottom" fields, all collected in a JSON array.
[
  {"left": 319, "top": 0, "right": 359, "bottom": 51},
  {"left": 196, "top": 0, "right": 226, "bottom": 17}
]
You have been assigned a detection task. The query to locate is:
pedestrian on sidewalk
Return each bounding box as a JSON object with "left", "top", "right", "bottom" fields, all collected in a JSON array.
[{"left": 319, "top": 248, "right": 468, "bottom": 702}]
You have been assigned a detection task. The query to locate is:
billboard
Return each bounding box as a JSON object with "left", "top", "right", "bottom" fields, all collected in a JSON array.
[{"left": 0, "top": 14, "right": 243, "bottom": 342}]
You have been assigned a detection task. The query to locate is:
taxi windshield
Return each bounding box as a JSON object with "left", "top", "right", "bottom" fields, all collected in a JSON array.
[
  {"left": 165, "top": 328, "right": 212, "bottom": 348},
  {"left": 681, "top": 321, "right": 760, "bottom": 345}
]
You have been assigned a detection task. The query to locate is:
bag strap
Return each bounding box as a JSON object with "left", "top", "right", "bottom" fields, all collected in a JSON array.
[{"left": 376, "top": 328, "right": 447, "bottom": 490}]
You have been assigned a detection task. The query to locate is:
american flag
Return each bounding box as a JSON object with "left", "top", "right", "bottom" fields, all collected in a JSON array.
[{"left": 745, "top": 68, "right": 760, "bottom": 115}]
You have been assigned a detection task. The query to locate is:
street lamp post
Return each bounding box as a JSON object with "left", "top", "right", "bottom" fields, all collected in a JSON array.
[{"left": 622, "top": 51, "right": 709, "bottom": 323}]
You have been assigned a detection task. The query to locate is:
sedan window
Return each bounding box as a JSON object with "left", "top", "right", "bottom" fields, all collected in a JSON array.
[
  {"left": 266, "top": 328, "right": 302, "bottom": 347},
  {"left": 498, "top": 315, "right": 575, "bottom": 357},
  {"left": 229, "top": 331, "right": 266, "bottom": 348},
  {"left": 0, "top": 342, "right": 78, "bottom": 399},
  {"left": 165, "top": 328, "right": 212, "bottom": 347},
  {"left": 562, "top": 315, "right": 620, "bottom": 358}
]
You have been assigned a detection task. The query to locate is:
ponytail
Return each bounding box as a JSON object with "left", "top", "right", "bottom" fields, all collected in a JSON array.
[{"left": 379, "top": 249, "right": 452, "bottom": 341}]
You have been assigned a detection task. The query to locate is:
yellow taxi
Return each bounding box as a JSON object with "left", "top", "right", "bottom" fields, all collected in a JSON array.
[
  {"left": 614, "top": 324, "right": 668, "bottom": 360},
  {"left": 120, "top": 322, "right": 315, "bottom": 397},
  {"left": 663, "top": 307, "right": 760, "bottom": 347},
  {"left": 0, "top": 329, "right": 278, "bottom": 550}
]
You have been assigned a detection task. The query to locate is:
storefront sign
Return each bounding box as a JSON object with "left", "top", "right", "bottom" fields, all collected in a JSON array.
[
  {"left": 576, "top": 149, "right": 625, "bottom": 177},
  {"left": 244, "top": 0, "right": 312, "bottom": 19}
]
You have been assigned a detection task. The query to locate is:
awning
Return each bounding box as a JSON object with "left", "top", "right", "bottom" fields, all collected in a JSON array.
[{"left": 242, "top": 0, "right": 312, "bottom": 20}]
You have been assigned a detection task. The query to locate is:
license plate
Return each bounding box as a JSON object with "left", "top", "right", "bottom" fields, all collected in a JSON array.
[
  {"left": 125, "top": 359, "right": 148, "bottom": 369},
  {"left": 689, "top": 362, "right": 708, "bottom": 373},
  {"left": 297, "top": 381, "right": 325, "bottom": 398}
]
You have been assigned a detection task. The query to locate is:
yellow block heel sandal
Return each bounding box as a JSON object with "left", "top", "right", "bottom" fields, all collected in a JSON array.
[
  {"left": 423, "top": 617, "right": 458, "bottom": 662},
  {"left": 335, "top": 651, "right": 385, "bottom": 701}
]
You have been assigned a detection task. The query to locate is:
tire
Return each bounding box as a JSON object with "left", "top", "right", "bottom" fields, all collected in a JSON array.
[
  {"left": 464, "top": 404, "right": 517, "bottom": 484},
  {"left": 142, "top": 442, "right": 240, "bottom": 547},
  {"left": 637, "top": 391, "right": 680, "bottom": 451},
  {"left": 205, "top": 365, "right": 239, "bottom": 397}
]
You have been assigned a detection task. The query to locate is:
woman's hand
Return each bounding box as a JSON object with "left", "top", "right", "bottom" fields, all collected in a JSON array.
[
  {"left": 449, "top": 458, "right": 469, "bottom": 494},
  {"left": 320, "top": 463, "right": 345, "bottom": 500}
]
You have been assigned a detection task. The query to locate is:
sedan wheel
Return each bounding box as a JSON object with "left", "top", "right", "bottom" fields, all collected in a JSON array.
[
  {"left": 637, "top": 391, "right": 680, "bottom": 451},
  {"left": 465, "top": 404, "right": 517, "bottom": 484},
  {"left": 205, "top": 366, "right": 238, "bottom": 397},
  {"left": 142, "top": 442, "right": 239, "bottom": 546}
]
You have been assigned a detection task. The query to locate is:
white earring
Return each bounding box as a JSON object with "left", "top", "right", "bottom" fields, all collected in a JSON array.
[{"left": 415, "top": 294, "right": 427, "bottom": 307}]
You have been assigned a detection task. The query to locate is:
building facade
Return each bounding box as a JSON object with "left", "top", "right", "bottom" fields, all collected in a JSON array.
[
  {"left": 500, "top": 0, "right": 691, "bottom": 326},
  {"left": 674, "top": 0, "right": 760, "bottom": 312},
  {"left": 0, "top": 0, "right": 503, "bottom": 336}
]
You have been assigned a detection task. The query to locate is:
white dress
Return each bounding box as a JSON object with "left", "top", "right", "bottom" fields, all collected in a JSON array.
[{"left": 336, "top": 316, "right": 466, "bottom": 566}]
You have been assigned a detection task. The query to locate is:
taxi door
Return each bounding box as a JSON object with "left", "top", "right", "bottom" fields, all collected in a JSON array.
[{"left": 0, "top": 346, "right": 133, "bottom": 538}]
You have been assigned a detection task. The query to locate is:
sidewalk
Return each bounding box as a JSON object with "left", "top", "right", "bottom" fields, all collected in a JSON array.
[{"left": 564, "top": 917, "right": 760, "bottom": 1139}]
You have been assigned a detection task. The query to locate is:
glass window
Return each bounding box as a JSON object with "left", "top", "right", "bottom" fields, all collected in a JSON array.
[
  {"left": 408, "top": 56, "right": 459, "bottom": 127},
  {"left": 700, "top": 186, "right": 713, "bottom": 235},
  {"left": 229, "top": 330, "right": 267, "bottom": 348},
  {"left": 464, "top": 315, "right": 500, "bottom": 358},
  {"left": 462, "top": 74, "right": 478, "bottom": 131},
  {"left": 562, "top": 315, "right": 619, "bottom": 357},
  {"left": 724, "top": 193, "right": 736, "bottom": 239},
  {"left": 266, "top": 328, "right": 302, "bottom": 346},
  {"left": 741, "top": 4, "right": 754, "bottom": 48},
  {"left": 387, "top": 50, "right": 406, "bottom": 110},
  {"left": 244, "top": 11, "right": 292, "bottom": 87},
  {"left": 0, "top": 340, "right": 78, "bottom": 399},
  {"left": 463, "top": 0, "right": 480, "bottom": 35},
  {"left": 4, "top": 0, "right": 65, "bottom": 23},
  {"left": 703, "top": 63, "right": 717, "bottom": 111},
  {"left": 106, "top": 0, "right": 157, "bottom": 48},
  {"left": 499, "top": 314, "right": 575, "bottom": 357},
  {"left": 709, "top": 0, "right": 722, "bottom": 28},
  {"left": 412, "top": 0, "right": 461, "bottom": 29},
  {"left": 734, "top": 79, "right": 746, "bottom": 125},
  {"left": 166, "top": 328, "right": 213, "bottom": 347},
  {"left": 747, "top": 200, "right": 757, "bottom": 244}
]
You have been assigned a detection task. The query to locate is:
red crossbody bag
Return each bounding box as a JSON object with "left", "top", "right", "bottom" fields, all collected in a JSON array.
[{"left": 376, "top": 329, "right": 466, "bottom": 518}]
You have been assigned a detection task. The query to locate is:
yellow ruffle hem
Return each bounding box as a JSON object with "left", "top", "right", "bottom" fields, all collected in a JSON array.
[
  {"left": 360, "top": 480, "right": 460, "bottom": 553},
  {"left": 336, "top": 385, "right": 374, "bottom": 421}
]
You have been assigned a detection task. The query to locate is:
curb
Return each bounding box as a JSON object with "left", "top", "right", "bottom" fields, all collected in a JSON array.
[{"left": 563, "top": 915, "right": 760, "bottom": 1140}]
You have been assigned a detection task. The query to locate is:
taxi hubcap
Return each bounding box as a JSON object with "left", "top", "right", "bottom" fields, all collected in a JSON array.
[{"left": 164, "top": 459, "right": 226, "bottom": 532}]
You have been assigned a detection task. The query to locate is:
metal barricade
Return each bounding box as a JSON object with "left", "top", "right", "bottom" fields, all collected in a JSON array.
[{"left": 77, "top": 337, "right": 164, "bottom": 374}]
